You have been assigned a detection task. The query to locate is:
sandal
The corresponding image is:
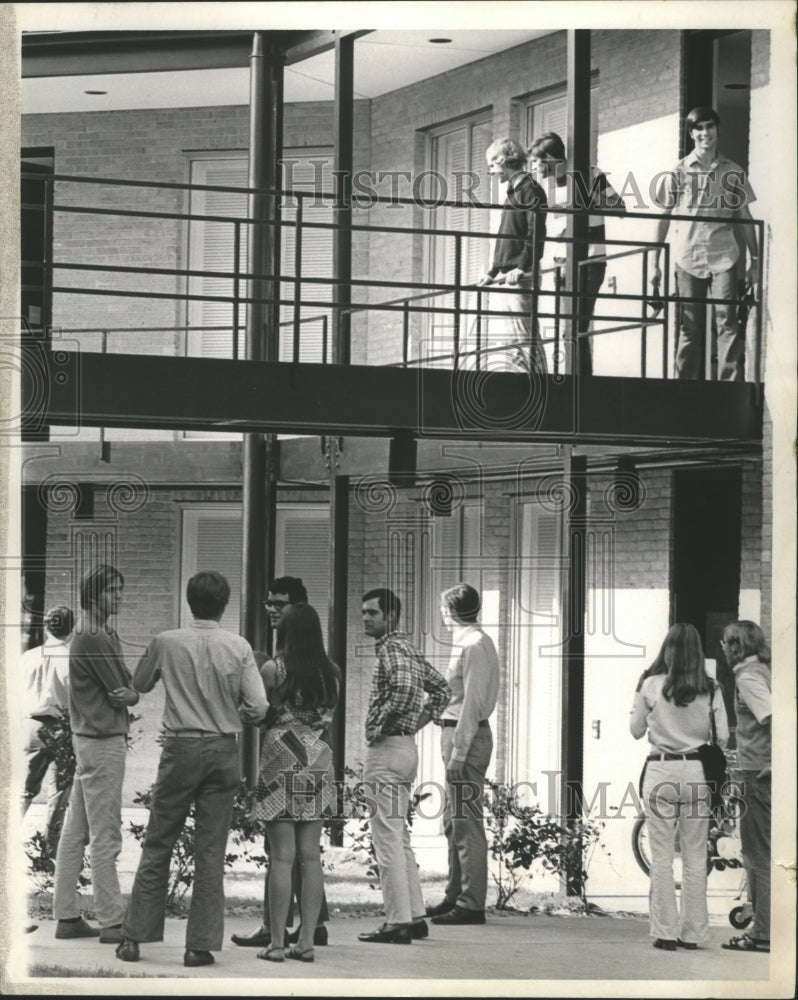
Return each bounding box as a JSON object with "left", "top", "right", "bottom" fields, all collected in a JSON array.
[
  {"left": 257, "top": 945, "right": 285, "bottom": 962},
  {"left": 721, "top": 934, "right": 770, "bottom": 953},
  {"left": 286, "top": 946, "right": 315, "bottom": 963}
]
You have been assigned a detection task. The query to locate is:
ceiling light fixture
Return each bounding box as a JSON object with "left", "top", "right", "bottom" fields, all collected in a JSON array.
[
  {"left": 428, "top": 38, "right": 452, "bottom": 44},
  {"left": 84, "top": 89, "right": 108, "bottom": 95}
]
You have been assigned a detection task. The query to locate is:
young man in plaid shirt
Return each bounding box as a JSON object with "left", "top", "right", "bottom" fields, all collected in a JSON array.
[{"left": 358, "top": 588, "right": 450, "bottom": 945}]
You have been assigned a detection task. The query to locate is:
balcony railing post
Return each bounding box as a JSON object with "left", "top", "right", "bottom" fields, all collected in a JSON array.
[
  {"left": 402, "top": 299, "right": 410, "bottom": 367},
  {"left": 293, "top": 195, "right": 303, "bottom": 362},
  {"left": 233, "top": 220, "right": 241, "bottom": 361},
  {"left": 641, "top": 250, "right": 648, "bottom": 378},
  {"left": 662, "top": 242, "right": 670, "bottom": 379},
  {"left": 453, "top": 233, "right": 462, "bottom": 369},
  {"left": 322, "top": 314, "right": 328, "bottom": 364},
  {"left": 754, "top": 219, "right": 763, "bottom": 389},
  {"left": 554, "top": 266, "right": 562, "bottom": 376},
  {"left": 476, "top": 288, "right": 483, "bottom": 372}
]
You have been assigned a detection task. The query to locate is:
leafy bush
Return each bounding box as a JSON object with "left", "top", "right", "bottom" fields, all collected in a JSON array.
[{"left": 486, "top": 781, "right": 606, "bottom": 909}]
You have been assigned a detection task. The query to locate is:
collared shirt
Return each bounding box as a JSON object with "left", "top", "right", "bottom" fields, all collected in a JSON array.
[
  {"left": 657, "top": 152, "right": 756, "bottom": 278},
  {"left": 629, "top": 673, "right": 729, "bottom": 754},
  {"left": 134, "top": 619, "right": 267, "bottom": 735},
  {"left": 489, "top": 171, "right": 547, "bottom": 277},
  {"left": 23, "top": 634, "right": 70, "bottom": 718},
  {"left": 364, "top": 631, "right": 450, "bottom": 746},
  {"left": 732, "top": 655, "right": 771, "bottom": 770},
  {"left": 69, "top": 620, "right": 133, "bottom": 737},
  {"left": 441, "top": 625, "right": 500, "bottom": 762}
]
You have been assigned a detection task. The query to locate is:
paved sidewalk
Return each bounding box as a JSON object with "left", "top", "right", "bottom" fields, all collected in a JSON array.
[{"left": 11, "top": 911, "right": 771, "bottom": 990}]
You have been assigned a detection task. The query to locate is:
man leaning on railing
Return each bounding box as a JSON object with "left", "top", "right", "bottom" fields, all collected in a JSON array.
[{"left": 650, "top": 106, "right": 759, "bottom": 381}]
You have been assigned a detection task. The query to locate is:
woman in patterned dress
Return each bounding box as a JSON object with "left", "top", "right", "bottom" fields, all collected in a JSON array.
[{"left": 252, "top": 604, "right": 339, "bottom": 963}]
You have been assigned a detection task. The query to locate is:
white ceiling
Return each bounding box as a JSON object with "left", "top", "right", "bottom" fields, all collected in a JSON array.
[{"left": 21, "top": 29, "right": 554, "bottom": 114}]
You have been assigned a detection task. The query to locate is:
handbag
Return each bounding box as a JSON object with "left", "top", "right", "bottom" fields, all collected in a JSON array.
[{"left": 696, "top": 684, "right": 728, "bottom": 811}]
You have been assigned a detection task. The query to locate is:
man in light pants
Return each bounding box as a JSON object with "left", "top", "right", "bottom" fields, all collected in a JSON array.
[
  {"left": 358, "top": 588, "right": 450, "bottom": 945},
  {"left": 427, "top": 583, "right": 499, "bottom": 925}
]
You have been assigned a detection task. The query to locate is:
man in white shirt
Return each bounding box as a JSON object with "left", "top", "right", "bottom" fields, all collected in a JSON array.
[
  {"left": 21, "top": 605, "right": 74, "bottom": 852},
  {"left": 427, "top": 584, "right": 500, "bottom": 926}
]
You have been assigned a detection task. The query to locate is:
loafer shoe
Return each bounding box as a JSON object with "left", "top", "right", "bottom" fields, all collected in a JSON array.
[
  {"left": 287, "top": 924, "right": 329, "bottom": 946},
  {"left": 184, "top": 949, "right": 215, "bottom": 967},
  {"left": 115, "top": 939, "right": 140, "bottom": 962},
  {"left": 55, "top": 917, "right": 100, "bottom": 939},
  {"left": 425, "top": 900, "right": 455, "bottom": 918},
  {"left": 676, "top": 939, "right": 698, "bottom": 950},
  {"left": 358, "top": 923, "right": 412, "bottom": 944},
  {"left": 99, "top": 925, "right": 124, "bottom": 944},
  {"left": 231, "top": 926, "right": 271, "bottom": 948},
  {"left": 653, "top": 938, "right": 677, "bottom": 951},
  {"left": 430, "top": 906, "right": 486, "bottom": 925},
  {"left": 410, "top": 919, "right": 429, "bottom": 940}
]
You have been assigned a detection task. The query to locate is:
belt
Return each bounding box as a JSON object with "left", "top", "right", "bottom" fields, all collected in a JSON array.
[
  {"left": 165, "top": 730, "right": 235, "bottom": 739},
  {"left": 441, "top": 719, "right": 489, "bottom": 728},
  {"left": 647, "top": 751, "right": 702, "bottom": 761}
]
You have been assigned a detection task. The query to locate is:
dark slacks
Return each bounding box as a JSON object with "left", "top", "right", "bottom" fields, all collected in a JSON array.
[
  {"left": 739, "top": 769, "right": 771, "bottom": 940},
  {"left": 122, "top": 735, "right": 240, "bottom": 951}
]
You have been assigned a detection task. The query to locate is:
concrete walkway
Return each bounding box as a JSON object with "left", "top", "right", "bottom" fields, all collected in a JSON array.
[{"left": 12, "top": 910, "right": 771, "bottom": 991}]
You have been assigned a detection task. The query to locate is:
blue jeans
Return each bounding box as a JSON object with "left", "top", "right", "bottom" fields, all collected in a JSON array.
[
  {"left": 674, "top": 264, "right": 742, "bottom": 380},
  {"left": 122, "top": 735, "right": 240, "bottom": 951},
  {"left": 441, "top": 725, "right": 492, "bottom": 911},
  {"left": 739, "top": 770, "right": 771, "bottom": 940}
]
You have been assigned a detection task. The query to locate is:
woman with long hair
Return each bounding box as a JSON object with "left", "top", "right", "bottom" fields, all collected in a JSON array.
[
  {"left": 630, "top": 623, "right": 729, "bottom": 951},
  {"left": 252, "top": 604, "right": 339, "bottom": 964}
]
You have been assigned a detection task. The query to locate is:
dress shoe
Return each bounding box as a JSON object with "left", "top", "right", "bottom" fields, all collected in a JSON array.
[
  {"left": 55, "top": 917, "right": 100, "bottom": 939},
  {"left": 184, "top": 949, "right": 215, "bottom": 967},
  {"left": 357, "top": 923, "right": 412, "bottom": 944},
  {"left": 231, "top": 926, "right": 271, "bottom": 948},
  {"left": 410, "top": 919, "right": 429, "bottom": 940},
  {"left": 287, "top": 923, "right": 329, "bottom": 946},
  {"left": 676, "top": 939, "right": 698, "bottom": 950},
  {"left": 115, "top": 939, "right": 140, "bottom": 962},
  {"left": 99, "top": 925, "right": 124, "bottom": 944},
  {"left": 430, "top": 905, "right": 485, "bottom": 925},
  {"left": 24, "top": 925, "right": 38, "bottom": 934},
  {"left": 653, "top": 938, "right": 677, "bottom": 951},
  {"left": 425, "top": 900, "right": 455, "bottom": 918}
]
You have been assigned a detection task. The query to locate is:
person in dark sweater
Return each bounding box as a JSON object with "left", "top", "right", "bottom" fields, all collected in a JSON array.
[
  {"left": 476, "top": 137, "right": 547, "bottom": 373},
  {"left": 52, "top": 564, "right": 139, "bottom": 944}
]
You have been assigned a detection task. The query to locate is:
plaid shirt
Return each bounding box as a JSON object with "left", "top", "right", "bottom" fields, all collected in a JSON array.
[{"left": 364, "top": 631, "right": 450, "bottom": 746}]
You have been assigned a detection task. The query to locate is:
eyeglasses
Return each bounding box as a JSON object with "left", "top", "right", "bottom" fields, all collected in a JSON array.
[{"left": 263, "top": 599, "right": 289, "bottom": 610}]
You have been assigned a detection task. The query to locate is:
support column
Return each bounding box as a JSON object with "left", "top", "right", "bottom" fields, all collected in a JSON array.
[
  {"left": 559, "top": 448, "right": 587, "bottom": 895},
  {"left": 241, "top": 32, "right": 283, "bottom": 787},
  {"left": 328, "top": 464, "right": 349, "bottom": 844},
  {"left": 332, "top": 33, "right": 354, "bottom": 364},
  {"left": 565, "top": 30, "right": 591, "bottom": 381}
]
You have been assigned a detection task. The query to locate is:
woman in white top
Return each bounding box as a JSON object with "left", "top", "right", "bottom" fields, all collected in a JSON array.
[{"left": 630, "top": 622, "right": 729, "bottom": 951}]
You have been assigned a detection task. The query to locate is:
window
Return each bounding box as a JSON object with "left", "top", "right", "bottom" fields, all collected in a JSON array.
[
  {"left": 508, "top": 498, "right": 563, "bottom": 800},
  {"left": 522, "top": 84, "right": 599, "bottom": 163},
  {"left": 423, "top": 115, "right": 494, "bottom": 365},
  {"left": 180, "top": 503, "right": 330, "bottom": 638},
  {"left": 186, "top": 150, "right": 333, "bottom": 363}
]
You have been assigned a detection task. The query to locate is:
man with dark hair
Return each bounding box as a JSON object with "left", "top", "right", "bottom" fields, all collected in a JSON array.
[
  {"left": 53, "top": 564, "right": 138, "bottom": 943},
  {"left": 427, "top": 583, "right": 500, "bottom": 926},
  {"left": 231, "top": 572, "right": 334, "bottom": 950},
  {"left": 476, "top": 136, "right": 547, "bottom": 373},
  {"left": 116, "top": 571, "right": 267, "bottom": 968},
  {"left": 358, "top": 587, "right": 450, "bottom": 945},
  {"left": 21, "top": 604, "right": 75, "bottom": 853},
  {"left": 652, "top": 106, "right": 759, "bottom": 380}
]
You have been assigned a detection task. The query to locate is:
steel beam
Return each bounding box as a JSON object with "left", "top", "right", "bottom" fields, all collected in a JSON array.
[
  {"left": 328, "top": 470, "right": 349, "bottom": 841},
  {"left": 566, "top": 30, "right": 591, "bottom": 378},
  {"left": 42, "top": 352, "right": 763, "bottom": 446},
  {"left": 332, "top": 34, "right": 355, "bottom": 364}
]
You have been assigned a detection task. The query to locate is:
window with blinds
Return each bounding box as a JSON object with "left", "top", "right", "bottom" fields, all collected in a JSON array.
[
  {"left": 522, "top": 85, "right": 599, "bottom": 163},
  {"left": 423, "top": 116, "right": 494, "bottom": 366},
  {"left": 508, "top": 498, "right": 563, "bottom": 800},
  {"left": 186, "top": 150, "right": 333, "bottom": 364},
  {"left": 180, "top": 503, "right": 330, "bottom": 640}
]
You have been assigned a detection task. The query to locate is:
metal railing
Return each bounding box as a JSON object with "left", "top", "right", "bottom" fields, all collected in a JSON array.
[{"left": 21, "top": 170, "right": 765, "bottom": 385}]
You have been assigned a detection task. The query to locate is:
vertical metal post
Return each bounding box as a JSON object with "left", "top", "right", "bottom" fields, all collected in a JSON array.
[
  {"left": 453, "top": 234, "right": 462, "bottom": 368},
  {"left": 293, "top": 196, "right": 303, "bottom": 362},
  {"left": 329, "top": 469, "right": 350, "bottom": 844},
  {"left": 566, "top": 30, "right": 591, "bottom": 380},
  {"left": 402, "top": 299, "right": 410, "bottom": 367},
  {"left": 322, "top": 314, "right": 329, "bottom": 364},
  {"left": 559, "top": 448, "right": 587, "bottom": 896},
  {"left": 241, "top": 32, "right": 283, "bottom": 787},
  {"left": 641, "top": 252, "right": 648, "bottom": 377},
  {"left": 475, "top": 288, "right": 483, "bottom": 371},
  {"left": 233, "top": 220, "right": 241, "bottom": 361},
  {"left": 554, "top": 268, "right": 562, "bottom": 375},
  {"left": 332, "top": 33, "right": 355, "bottom": 365}
]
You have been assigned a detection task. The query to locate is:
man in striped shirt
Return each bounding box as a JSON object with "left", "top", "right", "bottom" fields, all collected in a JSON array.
[{"left": 358, "top": 588, "right": 450, "bottom": 945}]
